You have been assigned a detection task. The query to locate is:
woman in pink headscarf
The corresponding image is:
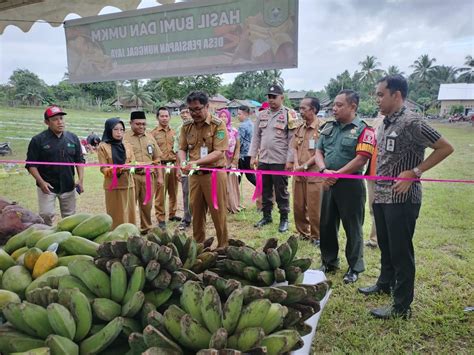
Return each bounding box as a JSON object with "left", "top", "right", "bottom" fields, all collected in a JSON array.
[{"left": 218, "top": 109, "right": 241, "bottom": 213}]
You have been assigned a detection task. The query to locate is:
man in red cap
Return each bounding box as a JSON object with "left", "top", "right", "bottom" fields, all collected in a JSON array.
[{"left": 25, "top": 105, "right": 85, "bottom": 225}]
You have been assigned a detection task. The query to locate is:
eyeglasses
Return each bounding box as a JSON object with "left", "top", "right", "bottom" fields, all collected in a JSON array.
[{"left": 189, "top": 106, "right": 206, "bottom": 114}]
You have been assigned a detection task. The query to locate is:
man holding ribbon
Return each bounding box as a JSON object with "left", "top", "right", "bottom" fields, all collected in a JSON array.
[
  {"left": 178, "top": 91, "right": 229, "bottom": 247},
  {"left": 315, "top": 89, "right": 376, "bottom": 284},
  {"left": 360, "top": 75, "right": 454, "bottom": 319},
  {"left": 124, "top": 111, "right": 163, "bottom": 234},
  {"left": 152, "top": 107, "right": 181, "bottom": 229}
]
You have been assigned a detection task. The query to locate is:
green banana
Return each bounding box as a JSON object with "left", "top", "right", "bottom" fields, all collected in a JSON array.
[
  {"left": 21, "top": 302, "right": 54, "bottom": 339},
  {"left": 285, "top": 266, "right": 303, "bottom": 284},
  {"left": 257, "top": 270, "right": 275, "bottom": 286},
  {"left": 277, "top": 285, "right": 308, "bottom": 304},
  {"left": 58, "top": 275, "right": 95, "bottom": 300},
  {"left": 163, "top": 305, "right": 187, "bottom": 343},
  {"left": 97, "top": 242, "right": 114, "bottom": 258},
  {"left": 208, "top": 327, "right": 228, "bottom": 350},
  {"left": 47, "top": 303, "right": 76, "bottom": 340},
  {"left": 92, "top": 298, "right": 122, "bottom": 321},
  {"left": 0, "top": 326, "right": 45, "bottom": 353},
  {"left": 68, "top": 289, "right": 92, "bottom": 342},
  {"left": 57, "top": 255, "right": 94, "bottom": 267},
  {"left": 2, "top": 302, "right": 36, "bottom": 336},
  {"left": 163, "top": 255, "right": 183, "bottom": 273},
  {"left": 201, "top": 285, "right": 223, "bottom": 333},
  {"left": 145, "top": 260, "right": 161, "bottom": 281},
  {"left": 178, "top": 268, "right": 200, "bottom": 282},
  {"left": 79, "top": 317, "right": 124, "bottom": 355},
  {"left": 127, "top": 235, "right": 145, "bottom": 256},
  {"left": 221, "top": 288, "right": 245, "bottom": 335},
  {"left": 128, "top": 332, "right": 148, "bottom": 355},
  {"left": 289, "top": 258, "right": 312, "bottom": 272},
  {"left": 143, "top": 325, "right": 183, "bottom": 354},
  {"left": 235, "top": 299, "right": 272, "bottom": 332},
  {"left": 283, "top": 306, "right": 302, "bottom": 327},
  {"left": 110, "top": 240, "right": 129, "bottom": 258},
  {"left": 263, "top": 237, "right": 278, "bottom": 252},
  {"left": 273, "top": 268, "right": 286, "bottom": 283},
  {"left": 288, "top": 304, "right": 316, "bottom": 321},
  {"left": 260, "top": 329, "right": 302, "bottom": 355},
  {"left": 266, "top": 248, "right": 281, "bottom": 269},
  {"left": 239, "top": 246, "right": 256, "bottom": 266},
  {"left": 141, "top": 240, "right": 160, "bottom": 264},
  {"left": 180, "top": 281, "right": 204, "bottom": 325},
  {"left": 226, "top": 246, "right": 241, "bottom": 260},
  {"left": 262, "top": 287, "right": 288, "bottom": 303},
  {"left": 68, "top": 260, "right": 111, "bottom": 298},
  {"left": 122, "top": 317, "right": 142, "bottom": 338},
  {"left": 121, "top": 291, "right": 145, "bottom": 317},
  {"left": 242, "top": 285, "right": 265, "bottom": 303},
  {"left": 156, "top": 245, "right": 173, "bottom": 265},
  {"left": 286, "top": 235, "right": 299, "bottom": 262},
  {"left": 141, "top": 301, "right": 157, "bottom": 327},
  {"left": 9, "top": 347, "right": 50, "bottom": 355},
  {"left": 276, "top": 243, "right": 293, "bottom": 267},
  {"left": 298, "top": 282, "right": 330, "bottom": 301},
  {"left": 147, "top": 310, "right": 167, "bottom": 334},
  {"left": 46, "top": 334, "right": 79, "bottom": 355},
  {"left": 110, "top": 261, "right": 128, "bottom": 304},
  {"left": 169, "top": 271, "right": 187, "bottom": 290},
  {"left": 151, "top": 269, "right": 172, "bottom": 289},
  {"left": 252, "top": 251, "right": 271, "bottom": 271},
  {"left": 202, "top": 270, "right": 228, "bottom": 295},
  {"left": 26, "top": 266, "right": 70, "bottom": 295},
  {"left": 183, "top": 238, "right": 197, "bottom": 269},
  {"left": 121, "top": 253, "right": 143, "bottom": 275},
  {"left": 290, "top": 320, "right": 312, "bottom": 336},
  {"left": 180, "top": 313, "right": 212, "bottom": 351},
  {"left": 261, "top": 303, "right": 288, "bottom": 334},
  {"left": 227, "top": 327, "right": 265, "bottom": 352},
  {"left": 143, "top": 347, "right": 182, "bottom": 355},
  {"left": 167, "top": 242, "right": 180, "bottom": 258},
  {"left": 243, "top": 266, "right": 260, "bottom": 282},
  {"left": 123, "top": 266, "right": 145, "bottom": 304},
  {"left": 145, "top": 288, "right": 173, "bottom": 308}
]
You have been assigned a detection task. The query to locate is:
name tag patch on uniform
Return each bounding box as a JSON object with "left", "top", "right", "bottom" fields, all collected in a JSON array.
[
  {"left": 147, "top": 145, "right": 153, "bottom": 155},
  {"left": 200, "top": 145, "right": 208, "bottom": 158},
  {"left": 43, "top": 144, "right": 50, "bottom": 149},
  {"left": 308, "top": 139, "right": 315, "bottom": 149},
  {"left": 216, "top": 130, "right": 225, "bottom": 139},
  {"left": 67, "top": 143, "right": 75, "bottom": 148},
  {"left": 386, "top": 131, "right": 397, "bottom": 152}
]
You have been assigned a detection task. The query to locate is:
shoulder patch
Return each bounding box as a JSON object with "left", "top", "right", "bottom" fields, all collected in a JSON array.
[
  {"left": 360, "top": 119, "right": 370, "bottom": 127},
  {"left": 183, "top": 118, "right": 193, "bottom": 126},
  {"left": 216, "top": 130, "right": 225, "bottom": 139},
  {"left": 359, "top": 127, "right": 376, "bottom": 145},
  {"left": 211, "top": 117, "right": 222, "bottom": 125}
]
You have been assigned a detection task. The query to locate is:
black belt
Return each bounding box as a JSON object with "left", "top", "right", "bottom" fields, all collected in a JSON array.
[
  {"left": 161, "top": 160, "right": 176, "bottom": 164},
  {"left": 193, "top": 167, "right": 223, "bottom": 176}
]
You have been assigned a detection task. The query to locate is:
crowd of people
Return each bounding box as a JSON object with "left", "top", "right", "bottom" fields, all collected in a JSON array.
[{"left": 25, "top": 74, "right": 454, "bottom": 320}]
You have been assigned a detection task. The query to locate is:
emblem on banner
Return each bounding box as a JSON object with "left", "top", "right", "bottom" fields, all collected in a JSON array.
[{"left": 263, "top": 0, "right": 290, "bottom": 26}]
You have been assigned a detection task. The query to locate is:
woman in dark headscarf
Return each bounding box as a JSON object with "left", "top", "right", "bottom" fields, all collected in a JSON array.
[{"left": 97, "top": 118, "right": 136, "bottom": 228}]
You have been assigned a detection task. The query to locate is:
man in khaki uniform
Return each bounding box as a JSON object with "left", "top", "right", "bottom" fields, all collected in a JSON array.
[
  {"left": 124, "top": 111, "right": 163, "bottom": 234},
  {"left": 151, "top": 107, "right": 181, "bottom": 229},
  {"left": 291, "top": 97, "right": 323, "bottom": 246},
  {"left": 178, "top": 91, "right": 229, "bottom": 247}
]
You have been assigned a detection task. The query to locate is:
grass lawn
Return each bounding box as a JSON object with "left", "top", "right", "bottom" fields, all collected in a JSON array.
[{"left": 1, "top": 106, "right": 473, "bottom": 353}]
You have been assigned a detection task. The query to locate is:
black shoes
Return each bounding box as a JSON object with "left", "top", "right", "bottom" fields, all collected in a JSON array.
[
  {"left": 278, "top": 218, "right": 289, "bottom": 233},
  {"left": 178, "top": 221, "right": 190, "bottom": 230},
  {"left": 358, "top": 284, "right": 391, "bottom": 296},
  {"left": 254, "top": 214, "right": 272, "bottom": 228},
  {"left": 318, "top": 264, "right": 339, "bottom": 273},
  {"left": 343, "top": 268, "right": 359, "bottom": 284},
  {"left": 370, "top": 305, "right": 412, "bottom": 319},
  {"left": 169, "top": 216, "right": 182, "bottom": 222},
  {"left": 313, "top": 239, "right": 320, "bottom": 247}
]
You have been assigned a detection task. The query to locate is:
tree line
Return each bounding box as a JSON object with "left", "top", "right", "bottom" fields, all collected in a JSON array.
[{"left": 0, "top": 54, "right": 472, "bottom": 116}]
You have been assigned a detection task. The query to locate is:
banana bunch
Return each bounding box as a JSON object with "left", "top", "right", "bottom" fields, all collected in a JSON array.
[
  {"left": 130, "top": 281, "right": 304, "bottom": 354},
  {"left": 215, "top": 236, "right": 311, "bottom": 286}
]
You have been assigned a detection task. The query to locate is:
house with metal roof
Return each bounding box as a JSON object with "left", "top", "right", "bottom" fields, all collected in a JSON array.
[{"left": 438, "top": 83, "right": 474, "bottom": 115}]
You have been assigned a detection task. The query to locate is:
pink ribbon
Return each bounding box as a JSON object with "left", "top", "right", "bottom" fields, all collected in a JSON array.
[
  {"left": 108, "top": 167, "right": 118, "bottom": 191},
  {"left": 143, "top": 167, "right": 152, "bottom": 205},
  {"left": 252, "top": 173, "right": 263, "bottom": 201},
  {"left": 211, "top": 170, "right": 219, "bottom": 210}
]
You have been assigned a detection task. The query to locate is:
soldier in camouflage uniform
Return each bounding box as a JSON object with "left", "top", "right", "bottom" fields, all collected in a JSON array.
[{"left": 249, "top": 84, "right": 299, "bottom": 233}]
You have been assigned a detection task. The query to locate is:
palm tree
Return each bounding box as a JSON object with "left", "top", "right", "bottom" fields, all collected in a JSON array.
[
  {"left": 122, "top": 80, "right": 154, "bottom": 109},
  {"left": 432, "top": 65, "right": 458, "bottom": 84},
  {"left": 410, "top": 54, "right": 437, "bottom": 82},
  {"left": 260, "top": 69, "right": 284, "bottom": 87},
  {"left": 386, "top": 65, "right": 405, "bottom": 76},
  {"left": 358, "top": 55, "right": 384, "bottom": 86},
  {"left": 457, "top": 55, "right": 474, "bottom": 83}
]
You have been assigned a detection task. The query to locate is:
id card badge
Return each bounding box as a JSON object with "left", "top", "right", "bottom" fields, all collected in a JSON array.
[
  {"left": 308, "top": 139, "right": 316, "bottom": 149},
  {"left": 147, "top": 144, "right": 153, "bottom": 156},
  {"left": 200, "top": 145, "right": 208, "bottom": 158},
  {"left": 386, "top": 137, "right": 395, "bottom": 152}
]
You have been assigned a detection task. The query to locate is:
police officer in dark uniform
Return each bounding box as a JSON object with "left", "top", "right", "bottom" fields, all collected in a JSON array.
[
  {"left": 249, "top": 84, "right": 298, "bottom": 233},
  {"left": 315, "top": 89, "right": 376, "bottom": 284}
]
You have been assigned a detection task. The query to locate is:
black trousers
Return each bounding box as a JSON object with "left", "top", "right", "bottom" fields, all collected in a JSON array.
[
  {"left": 238, "top": 156, "right": 256, "bottom": 186},
  {"left": 258, "top": 163, "right": 289, "bottom": 215},
  {"left": 373, "top": 202, "right": 420, "bottom": 312},
  {"left": 320, "top": 179, "right": 366, "bottom": 273}
]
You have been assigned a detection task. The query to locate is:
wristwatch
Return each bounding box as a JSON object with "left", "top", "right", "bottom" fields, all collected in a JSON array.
[
  {"left": 303, "top": 164, "right": 308, "bottom": 171},
  {"left": 319, "top": 167, "right": 326, "bottom": 173},
  {"left": 413, "top": 167, "right": 423, "bottom": 178}
]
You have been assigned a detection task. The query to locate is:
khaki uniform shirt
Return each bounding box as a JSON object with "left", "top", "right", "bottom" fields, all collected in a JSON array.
[
  {"left": 179, "top": 114, "right": 229, "bottom": 168},
  {"left": 151, "top": 124, "right": 177, "bottom": 162},
  {"left": 123, "top": 130, "right": 162, "bottom": 164},
  {"left": 249, "top": 106, "right": 298, "bottom": 164},
  {"left": 97, "top": 141, "right": 135, "bottom": 189},
  {"left": 291, "top": 118, "right": 320, "bottom": 182}
]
